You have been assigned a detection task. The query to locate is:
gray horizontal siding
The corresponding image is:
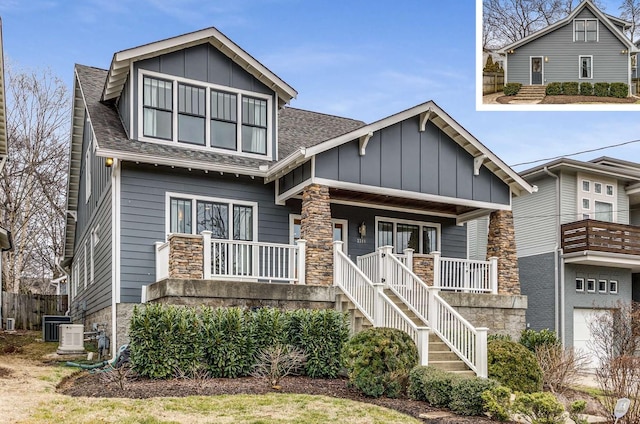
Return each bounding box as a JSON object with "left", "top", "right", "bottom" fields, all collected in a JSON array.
[
  {"left": 119, "top": 163, "right": 293, "bottom": 303},
  {"left": 513, "top": 176, "right": 558, "bottom": 257},
  {"left": 559, "top": 171, "right": 578, "bottom": 225},
  {"left": 507, "top": 7, "right": 629, "bottom": 84},
  {"left": 314, "top": 118, "right": 510, "bottom": 206},
  {"left": 467, "top": 216, "right": 489, "bottom": 260}
]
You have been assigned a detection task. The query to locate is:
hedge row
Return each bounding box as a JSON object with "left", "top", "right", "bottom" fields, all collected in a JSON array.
[
  {"left": 408, "top": 366, "right": 499, "bottom": 416},
  {"left": 129, "top": 305, "right": 349, "bottom": 379},
  {"left": 546, "top": 81, "right": 628, "bottom": 98}
]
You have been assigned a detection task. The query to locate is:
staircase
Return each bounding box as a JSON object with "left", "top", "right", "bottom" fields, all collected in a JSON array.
[
  {"left": 513, "top": 85, "right": 546, "bottom": 102},
  {"left": 335, "top": 289, "right": 474, "bottom": 376}
]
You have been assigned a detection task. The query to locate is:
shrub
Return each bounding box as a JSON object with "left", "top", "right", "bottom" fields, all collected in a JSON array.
[
  {"left": 561, "top": 82, "right": 579, "bottom": 96},
  {"left": 449, "top": 377, "right": 499, "bottom": 416},
  {"left": 488, "top": 333, "right": 512, "bottom": 342},
  {"left": 519, "top": 329, "right": 560, "bottom": 353},
  {"left": 609, "top": 82, "right": 629, "bottom": 98},
  {"left": 535, "top": 344, "right": 588, "bottom": 393},
  {"left": 594, "top": 82, "right": 610, "bottom": 97},
  {"left": 342, "top": 327, "right": 419, "bottom": 398},
  {"left": 569, "top": 400, "right": 589, "bottom": 424},
  {"left": 286, "top": 309, "right": 349, "bottom": 378},
  {"left": 408, "top": 366, "right": 462, "bottom": 407},
  {"left": 252, "top": 344, "right": 307, "bottom": 388},
  {"left": 488, "top": 339, "right": 542, "bottom": 393},
  {"left": 545, "top": 82, "right": 562, "bottom": 95},
  {"left": 513, "top": 392, "right": 565, "bottom": 424},
  {"left": 579, "top": 82, "right": 593, "bottom": 96},
  {"left": 503, "top": 83, "right": 522, "bottom": 96},
  {"left": 482, "top": 385, "right": 513, "bottom": 422}
]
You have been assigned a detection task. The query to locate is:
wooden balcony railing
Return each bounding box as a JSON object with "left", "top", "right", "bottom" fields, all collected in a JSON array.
[{"left": 561, "top": 219, "right": 640, "bottom": 255}]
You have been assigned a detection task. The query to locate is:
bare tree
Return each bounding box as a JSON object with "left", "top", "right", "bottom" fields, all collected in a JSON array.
[
  {"left": 0, "top": 65, "right": 69, "bottom": 294},
  {"left": 620, "top": 0, "right": 640, "bottom": 42},
  {"left": 483, "top": 0, "right": 607, "bottom": 48}
]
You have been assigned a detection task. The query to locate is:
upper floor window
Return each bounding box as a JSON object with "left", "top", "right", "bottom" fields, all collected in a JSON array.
[
  {"left": 578, "top": 174, "right": 616, "bottom": 222},
  {"left": 140, "top": 71, "right": 272, "bottom": 159},
  {"left": 575, "top": 19, "right": 598, "bottom": 42}
]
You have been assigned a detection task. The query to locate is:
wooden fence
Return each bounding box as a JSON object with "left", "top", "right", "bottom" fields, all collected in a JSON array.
[
  {"left": 2, "top": 292, "right": 68, "bottom": 330},
  {"left": 483, "top": 72, "right": 504, "bottom": 95}
]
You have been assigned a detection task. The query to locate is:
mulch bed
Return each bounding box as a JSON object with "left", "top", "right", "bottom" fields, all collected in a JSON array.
[
  {"left": 58, "top": 372, "right": 495, "bottom": 423},
  {"left": 496, "top": 95, "right": 636, "bottom": 104}
]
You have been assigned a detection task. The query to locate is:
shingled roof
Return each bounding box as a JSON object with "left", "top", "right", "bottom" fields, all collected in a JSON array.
[{"left": 76, "top": 65, "right": 364, "bottom": 172}]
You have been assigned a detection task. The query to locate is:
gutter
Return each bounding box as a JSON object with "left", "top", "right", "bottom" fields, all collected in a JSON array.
[{"left": 543, "top": 166, "right": 564, "bottom": 346}]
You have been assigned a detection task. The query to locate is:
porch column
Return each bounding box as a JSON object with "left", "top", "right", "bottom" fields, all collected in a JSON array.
[
  {"left": 168, "top": 234, "right": 204, "bottom": 280},
  {"left": 486, "top": 210, "right": 520, "bottom": 295},
  {"left": 301, "top": 184, "right": 333, "bottom": 286}
]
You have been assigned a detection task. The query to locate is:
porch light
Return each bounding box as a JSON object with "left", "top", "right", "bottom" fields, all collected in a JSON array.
[
  {"left": 507, "top": 49, "right": 515, "bottom": 54},
  {"left": 622, "top": 49, "right": 629, "bottom": 54},
  {"left": 358, "top": 222, "right": 366, "bottom": 238},
  {"left": 105, "top": 157, "right": 114, "bottom": 167},
  {"left": 544, "top": 56, "right": 548, "bottom": 62}
]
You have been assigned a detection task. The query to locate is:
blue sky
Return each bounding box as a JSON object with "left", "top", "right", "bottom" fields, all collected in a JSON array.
[{"left": 1, "top": 0, "right": 639, "bottom": 171}]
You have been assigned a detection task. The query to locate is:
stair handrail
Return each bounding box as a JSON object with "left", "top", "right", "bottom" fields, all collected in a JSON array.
[{"left": 334, "top": 241, "right": 376, "bottom": 323}]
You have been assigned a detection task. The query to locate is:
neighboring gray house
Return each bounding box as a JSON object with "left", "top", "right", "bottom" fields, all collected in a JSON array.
[
  {"left": 62, "top": 27, "right": 534, "bottom": 371},
  {"left": 498, "top": 0, "right": 638, "bottom": 91},
  {"left": 470, "top": 156, "right": 640, "bottom": 366}
]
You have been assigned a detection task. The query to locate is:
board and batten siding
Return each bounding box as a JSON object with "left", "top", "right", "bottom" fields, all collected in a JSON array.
[
  {"left": 132, "top": 43, "right": 278, "bottom": 159},
  {"left": 314, "top": 118, "right": 510, "bottom": 206},
  {"left": 70, "top": 185, "right": 112, "bottom": 320},
  {"left": 117, "top": 75, "right": 130, "bottom": 137},
  {"left": 119, "top": 163, "right": 292, "bottom": 303},
  {"left": 507, "top": 7, "right": 629, "bottom": 84},
  {"left": 513, "top": 176, "right": 559, "bottom": 257}
]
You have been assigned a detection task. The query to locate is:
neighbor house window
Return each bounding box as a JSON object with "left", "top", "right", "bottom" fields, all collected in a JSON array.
[
  {"left": 576, "top": 278, "right": 584, "bottom": 292},
  {"left": 609, "top": 280, "right": 618, "bottom": 294},
  {"left": 587, "top": 278, "right": 596, "bottom": 292},
  {"left": 376, "top": 218, "right": 440, "bottom": 254},
  {"left": 168, "top": 194, "right": 256, "bottom": 241},
  {"left": 594, "top": 183, "right": 602, "bottom": 194},
  {"left": 143, "top": 77, "right": 173, "bottom": 140},
  {"left": 140, "top": 72, "right": 272, "bottom": 158},
  {"left": 606, "top": 184, "right": 614, "bottom": 196},
  {"left": 578, "top": 174, "right": 616, "bottom": 222},
  {"left": 579, "top": 56, "right": 592, "bottom": 79},
  {"left": 575, "top": 19, "right": 598, "bottom": 42},
  {"left": 598, "top": 279, "right": 607, "bottom": 293}
]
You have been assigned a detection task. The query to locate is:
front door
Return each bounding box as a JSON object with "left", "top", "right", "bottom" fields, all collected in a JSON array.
[{"left": 531, "top": 57, "right": 543, "bottom": 85}]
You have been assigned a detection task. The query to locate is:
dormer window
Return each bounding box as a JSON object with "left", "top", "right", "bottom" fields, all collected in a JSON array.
[
  {"left": 138, "top": 71, "right": 272, "bottom": 159},
  {"left": 574, "top": 19, "right": 598, "bottom": 42}
]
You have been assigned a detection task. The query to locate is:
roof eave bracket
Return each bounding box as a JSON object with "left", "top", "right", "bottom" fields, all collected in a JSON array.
[
  {"left": 359, "top": 132, "right": 374, "bottom": 156},
  {"left": 419, "top": 108, "right": 432, "bottom": 132},
  {"left": 474, "top": 154, "right": 487, "bottom": 176}
]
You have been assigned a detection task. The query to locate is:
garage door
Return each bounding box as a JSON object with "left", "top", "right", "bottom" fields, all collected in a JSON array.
[{"left": 573, "top": 308, "right": 610, "bottom": 369}]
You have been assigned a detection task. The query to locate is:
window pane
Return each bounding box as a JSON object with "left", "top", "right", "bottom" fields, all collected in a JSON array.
[
  {"left": 582, "top": 198, "right": 590, "bottom": 209},
  {"left": 396, "top": 224, "right": 419, "bottom": 252},
  {"left": 586, "top": 20, "right": 596, "bottom": 30},
  {"left": 143, "top": 108, "right": 172, "bottom": 139},
  {"left": 333, "top": 223, "right": 343, "bottom": 242},
  {"left": 594, "top": 201, "right": 613, "bottom": 222},
  {"left": 606, "top": 185, "right": 614, "bottom": 196},
  {"left": 576, "top": 278, "right": 584, "bottom": 291},
  {"left": 423, "top": 226, "right": 437, "bottom": 254},
  {"left": 144, "top": 77, "right": 172, "bottom": 109},
  {"left": 242, "top": 97, "right": 267, "bottom": 126},
  {"left": 233, "top": 205, "right": 253, "bottom": 241},
  {"left": 212, "top": 91, "right": 237, "bottom": 121},
  {"left": 582, "top": 181, "right": 590, "bottom": 191},
  {"left": 242, "top": 126, "right": 267, "bottom": 154},
  {"left": 586, "top": 30, "right": 597, "bottom": 41},
  {"left": 293, "top": 218, "right": 301, "bottom": 241},
  {"left": 178, "top": 84, "right": 205, "bottom": 116},
  {"left": 178, "top": 114, "right": 205, "bottom": 145},
  {"left": 377, "top": 222, "right": 393, "bottom": 247},
  {"left": 197, "top": 201, "right": 228, "bottom": 238},
  {"left": 211, "top": 120, "right": 237, "bottom": 150},
  {"left": 594, "top": 183, "right": 602, "bottom": 194},
  {"left": 170, "top": 198, "right": 192, "bottom": 234},
  {"left": 581, "top": 57, "right": 591, "bottom": 78},
  {"left": 575, "top": 21, "right": 585, "bottom": 30}
]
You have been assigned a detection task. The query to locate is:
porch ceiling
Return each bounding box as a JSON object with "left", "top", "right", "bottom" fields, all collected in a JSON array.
[{"left": 328, "top": 188, "right": 478, "bottom": 217}]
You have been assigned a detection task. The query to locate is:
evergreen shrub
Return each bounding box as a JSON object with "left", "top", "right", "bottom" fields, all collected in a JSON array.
[{"left": 488, "top": 339, "right": 542, "bottom": 393}]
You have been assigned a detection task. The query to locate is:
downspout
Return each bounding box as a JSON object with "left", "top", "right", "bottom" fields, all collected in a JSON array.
[{"left": 543, "top": 166, "right": 563, "bottom": 345}]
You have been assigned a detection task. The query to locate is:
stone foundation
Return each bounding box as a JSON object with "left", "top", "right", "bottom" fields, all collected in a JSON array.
[
  {"left": 82, "top": 303, "right": 138, "bottom": 356},
  {"left": 440, "top": 292, "right": 527, "bottom": 340},
  {"left": 413, "top": 255, "right": 434, "bottom": 285},
  {"left": 301, "top": 184, "right": 333, "bottom": 286},
  {"left": 169, "top": 233, "right": 204, "bottom": 279},
  {"left": 83, "top": 306, "right": 112, "bottom": 340},
  {"left": 487, "top": 210, "right": 520, "bottom": 295}
]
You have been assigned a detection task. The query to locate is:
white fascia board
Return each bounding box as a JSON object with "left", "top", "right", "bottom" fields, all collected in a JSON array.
[
  {"left": 95, "top": 148, "right": 268, "bottom": 178},
  {"left": 523, "top": 160, "right": 640, "bottom": 182},
  {"left": 264, "top": 148, "right": 306, "bottom": 183},
  {"left": 103, "top": 27, "right": 297, "bottom": 103},
  {"left": 563, "top": 250, "right": 640, "bottom": 271}
]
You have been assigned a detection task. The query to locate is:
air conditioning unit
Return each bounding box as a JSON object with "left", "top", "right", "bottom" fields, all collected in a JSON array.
[
  {"left": 5, "top": 318, "right": 15, "bottom": 331},
  {"left": 56, "top": 324, "right": 85, "bottom": 355}
]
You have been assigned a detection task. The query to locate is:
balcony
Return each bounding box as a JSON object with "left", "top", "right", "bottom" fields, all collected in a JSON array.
[{"left": 561, "top": 219, "right": 640, "bottom": 270}]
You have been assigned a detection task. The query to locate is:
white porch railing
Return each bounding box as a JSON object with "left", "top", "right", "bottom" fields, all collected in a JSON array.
[
  {"left": 436, "top": 252, "right": 498, "bottom": 294},
  {"left": 154, "top": 241, "right": 170, "bottom": 282}
]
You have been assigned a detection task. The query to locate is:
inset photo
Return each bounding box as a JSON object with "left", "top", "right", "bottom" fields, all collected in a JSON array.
[{"left": 478, "top": 0, "right": 640, "bottom": 109}]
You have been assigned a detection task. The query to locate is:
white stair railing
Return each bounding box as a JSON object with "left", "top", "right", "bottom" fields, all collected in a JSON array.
[
  {"left": 435, "top": 252, "right": 498, "bottom": 294},
  {"left": 334, "top": 241, "right": 376, "bottom": 324}
]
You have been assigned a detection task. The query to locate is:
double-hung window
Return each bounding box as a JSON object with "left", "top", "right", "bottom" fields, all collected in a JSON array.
[
  {"left": 140, "top": 72, "right": 272, "bottom": 158},
  {"left": 575, "top": 19, "right": 597, "bottom": 42},
  {"left": 376, "top": 218, "right": 439, "bottom": 254},
  {"left": 579, "top": 56, "right": 592, "bottom": 79}
]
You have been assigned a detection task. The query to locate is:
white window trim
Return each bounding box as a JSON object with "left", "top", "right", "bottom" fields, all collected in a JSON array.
[
  {"left": 164, "top": 192, "right": 258, "bottom": 241},
  {"left": 374, "top": 216, "right": 441, "bottom": 254},
  {"left": 288, "top": 214, "right": 348, "bottom": 253},
  {"left": 598, "top": 279, "right": 607, "bottom": 293},
  {"left": 576, "top": 277, "right": 584, "bottom": 292},
  {"left": 578, "top": 55, "right": 594, "bottom": 80},
  {"left": 609, "top": 280, "right": 618, "bottom": 294},
  {"left": 573, "top": 19, "right": 599, "bottom": 42},
  {"left": 138, "top": 69, "right": 273, "bottom": 161},
  {"left": 587, "top": 278, "right": 596, "bottom": 293},
  {"left": 83, "top": 241, "right": 88, "bottom": 289},
  {"left": 85, "top": 146, "right": 92, "bottom": 203}
]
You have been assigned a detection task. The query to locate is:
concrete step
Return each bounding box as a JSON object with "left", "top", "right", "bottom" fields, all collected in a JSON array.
[
  {"left": 429, "top": 360, "right": 471, "bottom": 372},
  {"left": 450, "top": 370, "right": 476, "bottom": 378},
  {"left": 429, "top": 350, "right": 460, "bottom": 361}
]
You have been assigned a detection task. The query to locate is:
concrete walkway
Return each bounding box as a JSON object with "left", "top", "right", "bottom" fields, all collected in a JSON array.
[{"left": 482, "top": 92, "right": 542, "bottom": 104}]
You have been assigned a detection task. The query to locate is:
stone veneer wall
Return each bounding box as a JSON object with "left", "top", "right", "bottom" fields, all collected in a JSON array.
[
  {"left": 83, "top": 304, "right": 138, "bottom": 356},
  {"left": 440, "top": 292, "right": 528, "bottom": 340},
  {"left": 413, "top": 255, "right": 434, "bottom": 286},
  {"left": 486, "top": 210, "right": 520, "bottom": 295},
  {"left": 168, "top": 233, "right": 204, "bottom": 280},
  {"left": 301, "top": 184, "right": 333, "bottom": 286}
]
